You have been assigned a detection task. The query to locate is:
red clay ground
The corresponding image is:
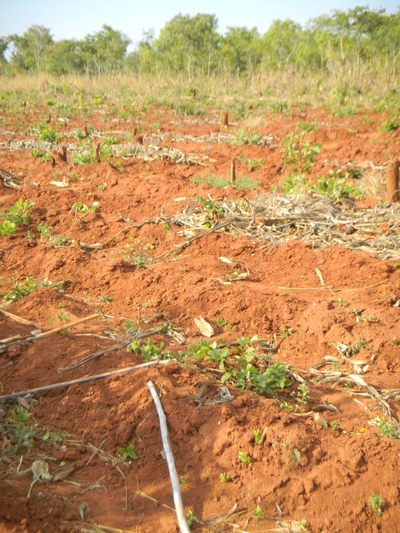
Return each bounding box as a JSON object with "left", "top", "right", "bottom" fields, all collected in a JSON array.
[{"left": 0, "top": 101, "right": 400, "bottom": 533}]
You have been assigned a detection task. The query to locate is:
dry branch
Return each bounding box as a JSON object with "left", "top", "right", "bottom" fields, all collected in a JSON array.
[{"left": 0, "top": 360, "right": 168, "bottom": 402}]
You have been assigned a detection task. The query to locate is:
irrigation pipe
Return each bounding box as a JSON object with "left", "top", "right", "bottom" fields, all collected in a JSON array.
[{"left": 147, "top": 380, "right": 190, "bottom": 533}]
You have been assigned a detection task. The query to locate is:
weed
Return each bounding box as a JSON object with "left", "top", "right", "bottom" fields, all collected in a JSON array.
[
  {"left": 219, "top": 472, "right": 231, "bottom": 482},
  {"left": 7, "top": 406, "right": 36, "bottom": 454},
  {"left": 71, "top": 145, "right": 96, "bottom": 165},
  {"left": 381, "top": 118, "right": 399, "bottom": 132},
  {"left": 294, "top": 519, "right": 308, "bottom": 531},
  {"left": 392, "top": 338, "right": 399, "bottom": 346},
  {"left": 0, "top": 199, "right": 34, "bottom": 235},
  {"left": 39, "top": 123, "right": 60, "bottom": 143},
  {"left": 30, "top": 148, "right": 52, "bottom": 162},
  {"left": 119, "top": 443, "right": 138, "bottom": 462},
  {"left": 374, "top": 417, "right": 400, "bottom": 439},
  {"left": 235, "top": 128, "right": 263, "bottom": 145},
  {"left": 124, "top": 239, "right": 155, "bottom": 269},
  {"left": 368, "top": 493, "right": 384, "bottom": 516},
  {"left": 345, "top": 338, "right": 369, "bottom": 356},
  {"left": 313, "top": 170, "right": 364, "bottom": 201},
  {"left": 238, "top": 451, "right": 252, "bottom": 466},
  {"left": 237, "top": 155, "right": 266, "bottom": 170},
  {"left": 198, "top": 195, "right": 225, "bottom": 225},
  {"left": 255, "top": 504, "right": 262, "bottom": 519},
  {"left": 279, "top": 327, "right": 293, "bottom": 338},
  {"left": 338, "top": 297, "right": 344, "bottom": 307},
  {"left": 353, "top": 309, "right": 375, "bottom": 324},
  {"left": 270, "top": 100, "right": 289, "bottom": 114},
  {"left": 101, "top": 293, "right": 112, "bottom": 302},
  {"left": 186, "top": 508, "right": 197, "bottom": 527},
  {"left": 296, "top": 121, "right": 317, "bottom": 132},
  {"left": 281, "top": 132, "right": 321, "bottom": 174},
  {"left": 3, "top": 277, "right": 64, "bottom": 302},
  {"left": 253, "top": 428, "right": 262, "bottom": 446},
  {"left": 130, "top": 338, "right": 170, "bottom": 361},
  {"left": 215, "top": 316, "right": 232, "bottom": 329},
  {"left": 192, "top": 173, "right": 259, "bottom": 191},
  {"left": 71, "top": 200, "right": 99, "bottom": 216}
]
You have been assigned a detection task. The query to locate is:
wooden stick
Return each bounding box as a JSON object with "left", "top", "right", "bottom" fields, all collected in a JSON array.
[
  {"left": 2, "top": 313, "right": 99, "bottom": 346},
  {"left": 147, "top": 381, "right": 190, "bottom": 533},
  {"left": 0, "top": 360, "right": 168, "bottom": 401},
  {"left": 0, "top": 308, "right": 38, "bottom": 326}
]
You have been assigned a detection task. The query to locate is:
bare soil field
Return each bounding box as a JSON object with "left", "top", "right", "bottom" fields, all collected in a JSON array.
[{"left": 0, "top": 97, "right": 400, "bottom": 532}]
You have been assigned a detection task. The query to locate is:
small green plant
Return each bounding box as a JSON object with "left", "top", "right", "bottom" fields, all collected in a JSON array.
[
  {"left": 119, "top": 443, "right": 138, "bottom": 462},
  {"left": 313, "top": 170, "right": 364, "bottom": 201},
  {"left": 235, "top": 128, "right": 263, "bottom": 145},
  {"left": 270, "top": 100, "right": 289, "bottom": 114},
  {"left": 71, "top": 145, "right": 96, "bottom": 165},
  {"left": 381, "top": 118, "right": 399, "bottom": 132},
  {"left": 8, "top": 406, "right": 36, "bottom": 454},
  {"left": 198, "top": 195, "right": 225, "bottom": 225},
  {"left": 253, "top": 428, "right": 262, "bottom": 446},
  {"left": 0, "top": 198, "right": 34, "bottom": 235},
  {"left": 186, "top": 508, "right": 197, "bottom": 527},
  {"left": 254, "top": 504, "right": 262, "bottom": 519},
  {"left": 3, "top": 277, "right": 64, "bottom": 302},
  {"left": 124, "top": 239, "right": 155, "bottom": 269},
  {"left": 71, "top": 200, "right": 99, "bottom": 216},
  {"left": 294, "top": 519, "right": 308, "bottom": 531},
  {"left": 345, "top": 338, "right": 369, "bottom": 356},
  {"left": 338, "top": 297, "right": 344, "bottom": 307},
  {"left": 39, "top": 123, "right": 60, "bottom": 143},
  {"left": 281, "top": 132, "right": 321, "bottom": 174},
  {"left": 279, "top": 327, "right": 293, "bottom": 338},
  {"left": 238, "top": 451, "right": 252, "bottom": 466},
  {"left": 368, "top": 493, "right": 384, "bottom": 516},
  {"left": 374, "top": 416, "right": 400, "bottom": 439},
  {"left": 130, "top": 338, "right": 169, "bottom": 361},
  {"left": 392, "top": 337, "right": 399, "bottom": 346},
  {"left": 219, "top": 472, "right": 231, "bottom": 482},
  {"left": 237, "top": 155, "right": 266, "bottom": 170},
  {"left": 30, "top": 148, "right": 52, "bottom": 162}
]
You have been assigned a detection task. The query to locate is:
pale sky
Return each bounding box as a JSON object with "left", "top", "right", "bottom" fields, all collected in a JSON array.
[{"left": 1, "top": 0, "right": 399, "bottom": 48}]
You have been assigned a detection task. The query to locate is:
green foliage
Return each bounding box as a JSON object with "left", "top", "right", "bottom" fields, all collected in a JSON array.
[
  {"left": 345, "top": 338, "right": 369, "bottom": 356},
  {"left": 313, "top": 170, "right": 364, "bottom": 201},
  {"left": 30, "top": 148, "right": 52, "bottom": 162},
  {"left": 3, "top": 277, "right": 64, "bottom": 302},
  {"left": 374, "top": 417, "right": 400, "bottom": 439},
  {"left": 0, "top": 199, "right": 34, "bottom": 235},
  {"left": 381, "top": 118, "right": 400, "bottom": 131},
  {"left": 119, "top": 443, "right": 138, "bottom": 462},
  {"left": 7, "top": 406, "right": 36, "bottom": 454},
  {"left": 238, "top": 451, "right": 252, "bottom": 466},
  {"left": 124, "top": 239, "right": 154, "bottom": 269},
  {"left": 192, "top": 173, "right": 259, "bottom": 190},
  {"left": 39, "top": 123, "right": 60, "bottom": 143},
  {"left": 281, "top": 132, "right": 321, "bottom": 174},
  {"left": 234, "top": 128, "right": 263, "bottom": 145},
  {"left": 71, "top": 145, "right": 97, "bottom": 165},
  {"left": 368, "top": 493, "right": 384, "bottom": 516},
  {"left": 129, "top": 338, "right": 171, "bottom": 361}
]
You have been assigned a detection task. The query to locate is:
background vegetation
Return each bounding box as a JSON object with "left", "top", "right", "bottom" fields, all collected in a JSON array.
[{"left": 1, "top": 6, "right": 400, "bottom": 111}]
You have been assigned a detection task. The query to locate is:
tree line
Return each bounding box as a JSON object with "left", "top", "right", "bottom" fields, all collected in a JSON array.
[{"left": 1, "top": 6, "right": 400, "bottom": 78}]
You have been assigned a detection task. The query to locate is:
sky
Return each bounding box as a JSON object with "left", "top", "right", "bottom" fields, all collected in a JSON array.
[{"left": 1, "top": 0, "right": 399, "bottom": 49}]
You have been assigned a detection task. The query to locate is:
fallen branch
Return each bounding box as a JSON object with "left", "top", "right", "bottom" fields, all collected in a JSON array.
[
  {"left": 147, "top": 380, "right": 190, "bottom": 533},
  {"left": 58, "top": 324, "right": 165, "bottom": 371},
  {"left": 0, "top": 313, "right": 100, "bottom": 346},
  {"left": 0, "top": 360, "right": 168, "bottom": 401}
]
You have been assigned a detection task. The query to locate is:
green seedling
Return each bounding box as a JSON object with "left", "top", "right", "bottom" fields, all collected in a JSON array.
[
  {"left": 368, "top": 493, "right": 384, "bottom": 516},
  {"left": 338, "top": 297, "right": 344, "bottom": 307},
  {"left": 281, "top": 131, "right": 321, "bottom": 174},
  {"left": 119, "top": 443, "right": 138, "bottom": 462},
  {"left": 124, "top": 239, "right": 154, "bottom": 269},
  {"left": 219, "top": 472, "right": 231, "bottom": 482},
  {"left": 253, "top": 428, "right": 262, "bottom": 446},
  {"left": 238, "top": 451, "right": 252, "bottom": 466},
  {"left": 345, "top": 338, "right": 369, "bottom": 356},
  {"left": 186, "top": 508, "right": 197, "bottom": 527},
  {"left": 234, "top": 128, "right": 263, "bottom": 145},
  {"left": 374, "top": 416, "right": 400, "bottom": 439},
  {"left": 255, "top": 504, "right": 262, "bottom": 519},
  {"left": 279, "top": 327, "right": 293, "bottom": 338},
  {"left": 393, "top": 338, "right": 399, "bottom": 346},
  {"left": 39, "top": 123, "right": 60, "bottom": 143},
  {"left": 0, "top": 198, "right": 34, "bottom": 235}
]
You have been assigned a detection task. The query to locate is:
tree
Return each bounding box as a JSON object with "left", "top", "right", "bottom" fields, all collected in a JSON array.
[
  {"left": 45, "top": 40, "right": 85, "bottom": 75},
  {"left": 155, "top": 13, "right": 220, "bottom": 78},
  {"left": 83, "top": 25, "right": 130, "bottom": 75},
  {"left": 220, "top": 27, "right": 262, "bottom": 73},
  {"left": 10, "top": 25, "right": 53, "bottom": 72}
]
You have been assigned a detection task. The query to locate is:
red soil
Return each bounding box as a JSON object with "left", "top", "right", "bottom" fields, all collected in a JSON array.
[{"left": 0, "top": 104, "right": 400, "bottom": 533}]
